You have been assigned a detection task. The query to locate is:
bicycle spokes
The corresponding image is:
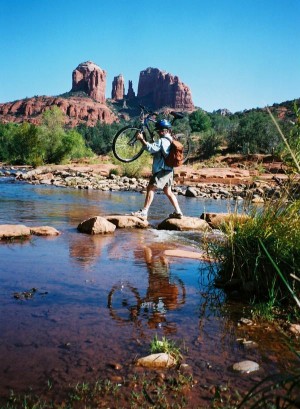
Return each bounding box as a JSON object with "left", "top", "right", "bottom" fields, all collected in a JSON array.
[{"left": 112, "top": 126, "right": 145, "bottom": 163}]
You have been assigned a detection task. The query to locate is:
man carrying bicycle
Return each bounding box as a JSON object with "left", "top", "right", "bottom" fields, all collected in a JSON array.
[{"left": 131, "top": 119, "right": 183, "bottom": 220}]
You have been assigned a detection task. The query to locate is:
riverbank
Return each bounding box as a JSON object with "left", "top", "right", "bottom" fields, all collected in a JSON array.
[{"left": 1, "top": 156, "right": 296, "bottom": 203}]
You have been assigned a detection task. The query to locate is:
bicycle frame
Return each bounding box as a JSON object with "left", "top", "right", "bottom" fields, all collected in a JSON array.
[{"left": 137, "top": 106, "right": 157, "bottom": 142}]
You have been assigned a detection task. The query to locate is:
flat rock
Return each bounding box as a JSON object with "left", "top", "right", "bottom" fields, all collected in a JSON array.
[
  {"left": 105, "top": 215, "right": 149, "bottom": 228},
  {"left": 136, "top": 353, "right": 176, "bottom": 368},
  {"left": 232, "top": 360, "right": 259, "bottom": 373},
  {"left": 164, "top": 249, "right": 213, "bottom": 261},
  {"left": 0, "top": 224, "right": 31, "bottom": 239},
  {"left": 30, "top": 226, "right": 60, "bottom": 236},
  {"left": 77, "top": 216, "right": 116, "bottom": 235},
  {"left": 158, "top": 216, "right": 211, "bottom": 231}
]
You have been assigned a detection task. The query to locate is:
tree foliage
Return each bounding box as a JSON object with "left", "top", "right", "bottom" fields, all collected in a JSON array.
[
  {"left": 0, "top": 107, "right": 92, "bottom": 166},
  {"left": 76, "top": 121, "right": 123, "bottom": 155},
  {"left": 189, "top": 109, "right": 212, "bottom": 133},
  {"left": 227, "top": 111, "right": 280, "bottom": 154}
]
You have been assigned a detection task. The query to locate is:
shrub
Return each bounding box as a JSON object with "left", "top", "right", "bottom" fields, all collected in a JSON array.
[
  {"left": 227, "top": 111, "right": 280, "bottom": 154},
  {"left": 198, "top": 129, "right": 223, "bottom": 158}
]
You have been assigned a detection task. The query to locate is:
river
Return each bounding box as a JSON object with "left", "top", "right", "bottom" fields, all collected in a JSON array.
[{"left": 0, "top": 176, "right": 298, "bottom": 406}]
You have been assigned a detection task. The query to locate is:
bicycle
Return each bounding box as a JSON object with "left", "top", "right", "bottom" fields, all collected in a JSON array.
[{"left": 112, "top": 105, "right": 191, "bottom": 163}]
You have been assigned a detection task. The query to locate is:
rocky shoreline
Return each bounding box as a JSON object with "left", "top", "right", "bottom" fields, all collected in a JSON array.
[{"left": 1, "top": 164, "right": 292, "bottom": 204}]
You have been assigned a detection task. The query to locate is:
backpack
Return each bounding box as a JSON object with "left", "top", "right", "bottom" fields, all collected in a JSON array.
[{"left": 163, "top": 138, "right": 184, "bottom": 168}]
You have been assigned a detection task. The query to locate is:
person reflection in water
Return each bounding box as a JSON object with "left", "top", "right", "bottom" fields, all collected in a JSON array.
[
  {"left": 108, "top": 245, "right": 186, "bottom": 335},
  {"left": 143, "top": 246, "right": 185, "bottom": 333}
]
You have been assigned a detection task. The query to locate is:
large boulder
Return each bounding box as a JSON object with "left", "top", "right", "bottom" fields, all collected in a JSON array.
[
  {"left": 77, "top": 216, "right": 116, "bottom": 235},
  {"left": 137, "top": 67, "right": 194, "bottom": 111},
  {"left": 200, "top": 212, "right": 250, "bottom": 229},
  {"left": 0, "top": 224, "right": 31, "bottom": 239},
  {"left": 157, "top": 216, "right": 211, "bottom": 231},
  {"left": 105, "top": 215, "right": 149, "bottom": 228}
]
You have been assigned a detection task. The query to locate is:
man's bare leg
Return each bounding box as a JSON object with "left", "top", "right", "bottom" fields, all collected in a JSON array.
[{"left": 163, "top": 185, "right": 182, "bottom": 215}]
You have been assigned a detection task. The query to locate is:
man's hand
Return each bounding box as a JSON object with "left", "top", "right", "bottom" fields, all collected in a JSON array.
[{"left": 136, "top": 132, "right": 147, "bottom": 146}]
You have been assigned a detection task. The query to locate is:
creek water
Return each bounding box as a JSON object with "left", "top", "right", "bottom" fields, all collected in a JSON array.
[{"left": 0, "top": 176, "right": 299, "bottom": 405}]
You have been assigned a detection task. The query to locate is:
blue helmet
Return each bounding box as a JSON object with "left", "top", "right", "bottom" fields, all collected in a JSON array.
[{"left": 155, "top": 119, "right": 172, "bottom": 130}]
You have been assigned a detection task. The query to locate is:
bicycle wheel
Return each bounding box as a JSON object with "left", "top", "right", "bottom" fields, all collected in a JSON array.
[
  {"left": 107, "top": 282, "right": 141, "bottom": 323},
  {"left": 112, "top": 126, "right": 146, "bottom": 163},
  {"left": 174, "top": 132, "right": 191, "bottom": 164}
]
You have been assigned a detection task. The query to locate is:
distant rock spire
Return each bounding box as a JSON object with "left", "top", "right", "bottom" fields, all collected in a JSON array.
[
  {"left": 111, "top": 74, "right": 125, "bottom": 100},
  {"left": 126, "top": 80, "right": 136, "bottom": 99}
]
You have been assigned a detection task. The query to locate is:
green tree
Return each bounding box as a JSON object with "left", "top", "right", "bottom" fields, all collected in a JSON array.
[
  {"left": 57, "top": 129, "right": 93, "bottom": 163},
  {"left": 227, "top": 111, "right": 279, "bottom": 154},
  {"left": 40, "top": 106, "right": 66, "bottom": 163},
  {"left": 0, "top": 123, "right": 18, "bottom": 162},
  {"left": 189, "top": 109, "right": 212, "bottom": 133},
  {"left": 76, "top": 121, "right": 123, "bottom": 155},
  {"left": 10, "top": 123, "right": 45, "bottom": 166}
]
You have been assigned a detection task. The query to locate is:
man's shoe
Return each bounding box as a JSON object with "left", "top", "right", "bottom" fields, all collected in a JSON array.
[
  {"left": 168, "top": 211, "right": 183, "bottom": 219},
  {"left": 131, "top": 209, "right": 148, "bottom": 219}
]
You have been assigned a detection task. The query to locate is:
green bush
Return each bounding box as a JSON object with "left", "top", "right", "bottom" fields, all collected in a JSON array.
[{"left": 198, "top": 129, "right": 223, "bottom": 158}]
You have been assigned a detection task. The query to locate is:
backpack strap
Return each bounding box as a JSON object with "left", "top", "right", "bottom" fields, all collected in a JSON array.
[{"left": 161, "top": 135, "right": 173, "bottom": 159}]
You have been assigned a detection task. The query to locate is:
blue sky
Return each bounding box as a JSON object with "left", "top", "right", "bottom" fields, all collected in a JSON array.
[{"left": 0, "top": 0, "right": 299, "bottom": 113}]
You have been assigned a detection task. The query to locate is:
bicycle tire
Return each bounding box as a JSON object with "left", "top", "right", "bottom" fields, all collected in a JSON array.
[
  {"left": 112, "top": 126, "right": 146, "bottom": 163},
  {"left": 174, "top": 131, "right": 191, "bottom": 164},
  {"left": 107, "top": 282, "right": 141, "bottom": 323}
]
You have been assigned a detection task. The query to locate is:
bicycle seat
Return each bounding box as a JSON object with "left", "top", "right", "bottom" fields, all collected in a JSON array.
[{"left": 170, "top": 111, "right": 184, "bottom": 119}]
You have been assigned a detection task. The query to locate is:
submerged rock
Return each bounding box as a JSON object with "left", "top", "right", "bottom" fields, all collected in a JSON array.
[
  {"left": 77, "top": 216, "right": 116, "bottom": 235},
  {"left": 232, "top": 360, "right": 259, "bottom": 373},
  {"left": 136, "top": 353, "right": 176, "bottom": 368}
]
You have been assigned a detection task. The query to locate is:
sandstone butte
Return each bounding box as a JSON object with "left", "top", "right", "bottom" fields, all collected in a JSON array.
[{"left": 0, "top": 61, "right": 195, "bottom": 127}]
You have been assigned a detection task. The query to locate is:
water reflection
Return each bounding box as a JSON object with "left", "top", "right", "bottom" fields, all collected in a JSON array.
[
  {"left": 107, "top": 245, "right": 186, "bottom": 334},
  {"left": 69, "top": 233, "right": 114, "bottom": 269}
]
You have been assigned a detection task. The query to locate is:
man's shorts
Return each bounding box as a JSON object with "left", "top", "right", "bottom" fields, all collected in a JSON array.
[{"left": 148, "top": 169, "right": 173, "bottom": 189}]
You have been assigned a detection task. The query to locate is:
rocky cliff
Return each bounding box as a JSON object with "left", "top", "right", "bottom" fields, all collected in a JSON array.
[
  {"left": 71, "top": 61, "right": 106, "bottom": 103},
  {"left": 137, "top": 67, "right": 194, "bottom": 111},
  {"left": 0, "top": 96, "right": 116, "bottom": 127}
]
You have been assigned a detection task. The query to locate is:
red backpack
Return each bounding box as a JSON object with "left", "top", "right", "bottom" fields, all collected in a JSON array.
[{"left": 163, "top": 138, "right": 184, "bottom": 167}]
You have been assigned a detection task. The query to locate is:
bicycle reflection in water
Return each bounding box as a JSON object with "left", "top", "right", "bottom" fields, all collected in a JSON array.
[{"left": 107, "top": 246, "right": 186, "bottom": 335}]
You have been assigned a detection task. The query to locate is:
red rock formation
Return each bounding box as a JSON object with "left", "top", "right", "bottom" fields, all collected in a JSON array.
[
  {"left": 71, "top": 61, "right": 106, "bottom": 103},
  {"left": 126, "top": 80, "right": 136, "bottom": 99},
  {"left": 0, "top": 96, "right": 116, "bottom": 127},
  {"left": 111, "top": 74, "right": 125, "bottom": 100},
  {"left": 137, "top": 67, "right": 194, "bottom": 111}
]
